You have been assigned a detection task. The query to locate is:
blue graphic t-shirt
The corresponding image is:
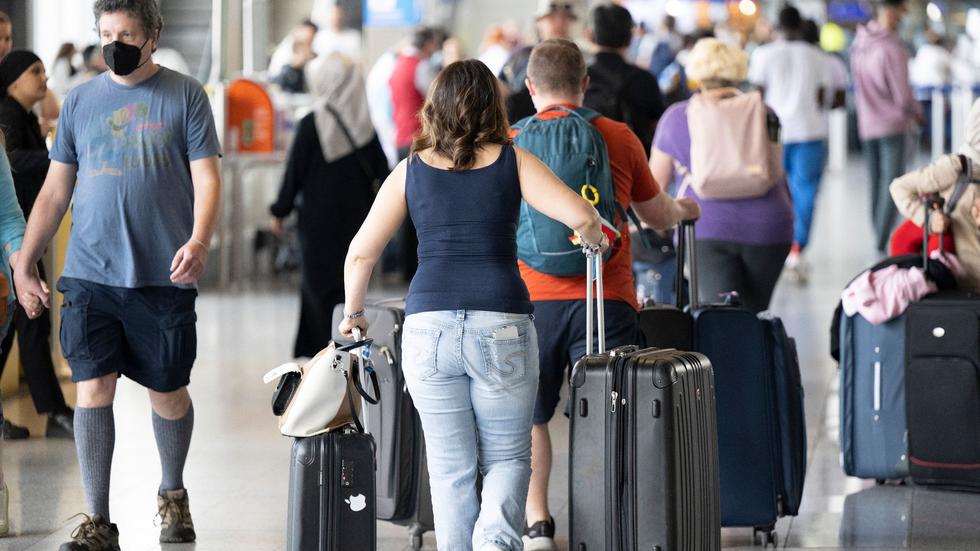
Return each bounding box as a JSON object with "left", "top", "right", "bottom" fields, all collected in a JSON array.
[{"left": 50, "top": 67, "right": 221, "bottom": 288}]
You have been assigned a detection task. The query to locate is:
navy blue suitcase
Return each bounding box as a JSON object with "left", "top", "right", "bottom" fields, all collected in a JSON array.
[
  {"left": 838, "top": 311, "right": 909, "bottom": 480},
  {"left": 692, "top": 305, "right": 805, "bottom": 541},
  {"left": 640, "top": 222, "right": 806, "bottom": 544}
]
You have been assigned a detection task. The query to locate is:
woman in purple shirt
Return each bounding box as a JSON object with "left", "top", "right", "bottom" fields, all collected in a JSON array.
[{"left": 649, "top": 38, "right": 793, "bottom": 312}]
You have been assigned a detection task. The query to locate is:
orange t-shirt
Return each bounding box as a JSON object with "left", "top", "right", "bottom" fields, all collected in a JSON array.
[{"left": 514, "top": 105, "right": 661, "bottom": 310}]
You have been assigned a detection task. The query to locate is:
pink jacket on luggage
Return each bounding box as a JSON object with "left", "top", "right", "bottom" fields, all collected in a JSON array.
[{"left": 841, "top": 265, "right": 937, "bottom": 324}]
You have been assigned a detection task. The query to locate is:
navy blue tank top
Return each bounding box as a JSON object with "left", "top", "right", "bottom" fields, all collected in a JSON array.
[{"left": 404, "top": 145, "right": 532, "bottom": 315}]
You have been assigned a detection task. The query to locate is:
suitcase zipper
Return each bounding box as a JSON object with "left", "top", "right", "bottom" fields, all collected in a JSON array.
[{"left": 610, "top": 391, "right": 619, "bottom": 413}]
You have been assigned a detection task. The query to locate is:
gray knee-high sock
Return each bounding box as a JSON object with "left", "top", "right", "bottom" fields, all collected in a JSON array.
[
  {"left": 152, "top": 403, "right": 194, "bottom": 492},
  {"left": 75, "top": 406, "right": 115, "bottom": 519}
]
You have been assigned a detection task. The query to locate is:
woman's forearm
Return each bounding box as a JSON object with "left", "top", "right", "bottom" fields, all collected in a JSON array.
[{"left": 343, "top": 253, "right": 377, "bottom": 315}]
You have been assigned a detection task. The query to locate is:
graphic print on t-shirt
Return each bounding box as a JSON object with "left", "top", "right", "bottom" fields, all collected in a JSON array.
[{"left": 85, "top": 101, "right": 175, "bottom": 178}]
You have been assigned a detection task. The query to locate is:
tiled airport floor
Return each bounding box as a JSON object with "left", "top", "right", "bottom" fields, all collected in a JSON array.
[{"left": 3, "top": 157, "right": 980, "bottom": 550}]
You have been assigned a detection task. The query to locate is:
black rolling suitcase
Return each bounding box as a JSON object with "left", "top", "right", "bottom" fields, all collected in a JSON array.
[
  {"left": 569, "top": 246, "right": 721, "bottom": 551},
  {"left": 332, "top": 301, "right": 434, "bottom": 550},
  {"left": 278, "top": 332, "right": 379, "bottom": 551},
  {"left": 903, "top": 187, "right": 980, "bottom": 491},
  {"left": 906, "top": 292, "right": 980, "bottom": 489},
  {"left": 287, "top": 428, "right": 377, "bottom": 551}
]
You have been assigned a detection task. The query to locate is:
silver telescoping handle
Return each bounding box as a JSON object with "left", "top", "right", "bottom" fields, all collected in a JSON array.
[
  {"left": 585, "top": 245, "right": 606, "bottom": 355},
  {"left": 683, "top": 221, "right": 700, "bottom": 309}
]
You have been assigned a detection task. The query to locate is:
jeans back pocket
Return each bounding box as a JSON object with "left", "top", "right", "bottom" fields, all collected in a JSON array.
[
  {"left": 480, "top": 333, "right": 529, "bottom": 381},
  {"left": 402, "top": 327, "right": 441, "bottom": 381}
]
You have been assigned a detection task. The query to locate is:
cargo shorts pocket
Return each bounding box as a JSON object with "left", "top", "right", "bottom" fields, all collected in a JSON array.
[
  {"left": 159, "top": 311, "right": 198, "bottom": 369},
  {"left": 59, "top": 292, "right": 92, "bottom": 362},
  {"left": 402, "top": 327, "right": 440, "bottom": 381},
  {"left": 480, "top": 332, "right": 529, "bottom": 382}
]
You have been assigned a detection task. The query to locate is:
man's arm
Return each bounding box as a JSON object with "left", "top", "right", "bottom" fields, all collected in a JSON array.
[
  {"left": 170, "top": 155, "right": 221, "bottom": 284},
  {"left": 632, "top": 191, "right": 700, "bottom": 231},
  {"left": 14, "top": 161, "right": 77, "bottom": 314}
]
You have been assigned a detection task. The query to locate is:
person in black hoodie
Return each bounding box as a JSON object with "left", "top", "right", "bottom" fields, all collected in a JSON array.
[
  {"left": 0, "top": 50, "right": 74, "bottom": 439},
  {"left": 584, "top": 3, "right": 665, "bottom": 157}
]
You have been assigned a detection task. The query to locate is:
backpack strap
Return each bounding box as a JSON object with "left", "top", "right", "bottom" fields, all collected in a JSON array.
[
  {"left": 946, "top": 154, "right": 974, "bottom": 214},
  {"left": 617, "top": 203, "right": 655, "bottom": 251}
]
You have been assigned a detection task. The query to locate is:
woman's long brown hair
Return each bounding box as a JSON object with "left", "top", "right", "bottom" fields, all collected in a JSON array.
[{"left": 410, "top": 59, "right": 512, "bottom": 171}]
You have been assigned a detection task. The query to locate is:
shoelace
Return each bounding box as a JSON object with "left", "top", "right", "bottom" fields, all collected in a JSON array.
[
  {"left": 154, "top": 497, "right": 186, "bottom": 528},
  {"left": 66, "top": 513, "right": 105, "bottom": 543}
]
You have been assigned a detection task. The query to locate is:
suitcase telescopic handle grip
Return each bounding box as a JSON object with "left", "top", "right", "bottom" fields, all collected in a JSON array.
[
  {"left": 920, "top": 193, "right": 945, "bottom": 269},
  {"left": 584, "top": 246, "right": 606, "bottom": 355},
  {"left": 678, "top": 220, "right": 700, "bottom": 309}
]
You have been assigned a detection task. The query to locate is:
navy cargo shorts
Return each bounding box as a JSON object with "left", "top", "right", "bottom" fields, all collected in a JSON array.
[
  {"left": 531, "top": 299, "right": 639, "bottom": 425},
  {"left": 57, "top": 277, "right": 198, "bottom": 393}
]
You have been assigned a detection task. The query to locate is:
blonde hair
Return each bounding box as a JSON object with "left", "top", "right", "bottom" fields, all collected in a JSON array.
[{"left": 685, "top": 38, "right": 748, "bottom": 85}]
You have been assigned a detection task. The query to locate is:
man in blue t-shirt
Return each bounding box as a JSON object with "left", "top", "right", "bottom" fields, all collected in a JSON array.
[{"left": 13, "top": 1, "right": 221, "bottom": 549}]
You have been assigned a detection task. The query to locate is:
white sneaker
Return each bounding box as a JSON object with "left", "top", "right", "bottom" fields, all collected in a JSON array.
[
  {"left": 0, "top": 482, "right": 9, "bottom": 537},
  {"left": 783, "top": 253, "right": 809, "bottom": 286},
  {"left": 522, "top": 517, "right": 557, "bottom": 551}
]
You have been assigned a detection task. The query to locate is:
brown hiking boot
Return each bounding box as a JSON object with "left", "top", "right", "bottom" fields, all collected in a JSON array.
[
  {"left": 156, "top": 488, "right": 196, "bottom": 543},
  {"left": 58, "top": 514, "right": 120, "bottom": 551}
]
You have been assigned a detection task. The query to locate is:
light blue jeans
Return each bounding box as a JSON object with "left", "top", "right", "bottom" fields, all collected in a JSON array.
[{"left": 402, "top": 310, "right": 539, "bottom": 551}]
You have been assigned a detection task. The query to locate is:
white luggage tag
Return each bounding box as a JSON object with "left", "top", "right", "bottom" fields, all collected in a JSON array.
[{"left": 262, "top": 362, "right": 302, "bottom": 384}]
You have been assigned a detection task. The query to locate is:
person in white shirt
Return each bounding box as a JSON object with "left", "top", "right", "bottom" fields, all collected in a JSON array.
[
  {"left": 311, "top": 2, "right": 361, "bottom": 60},
  {"left": 912, "top": 30, "right": 952, "bottom": 150},
  {"left": 749, "top": 6, "right": 832, "bottom": 283},
  {"left": 49, "top": 42, "right": 77, "bottom": 100},
  {"left": 478, "top": 21, "right": 522, "bottom": 78},
  {"left": 269, "top": 19, "right": 318, "bottom": 78},
  {"left": 804, "top": 19, "right": 847, "bottom": 133}
]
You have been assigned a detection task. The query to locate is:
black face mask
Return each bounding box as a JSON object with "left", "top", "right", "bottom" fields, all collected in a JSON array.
[{"left": 102, "top": 38, "right": 149, "bottom": 76}]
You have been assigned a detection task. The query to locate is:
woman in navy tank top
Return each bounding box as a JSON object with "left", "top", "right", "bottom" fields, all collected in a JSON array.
[{"left": 338, "top": 60, "right": 605, "bottom": 550}]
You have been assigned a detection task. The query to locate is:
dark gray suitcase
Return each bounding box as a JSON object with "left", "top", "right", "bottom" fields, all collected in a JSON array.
[
  {"left": 569, "top": 248, "right": 721, "bottom": 550},
  {"left": 287, "top": 429, "right": 377, "bottom": 551},
  {"left": 332, "top": 301, "right": 434, "bottom": 550}
]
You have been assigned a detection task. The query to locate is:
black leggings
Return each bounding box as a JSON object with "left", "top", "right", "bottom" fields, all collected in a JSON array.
[{"left": 694, "top": 240, "right": 791, "bottom": 313}]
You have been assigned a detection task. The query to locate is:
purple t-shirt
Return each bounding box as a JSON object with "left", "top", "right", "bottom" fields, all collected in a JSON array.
[{"left": 652, "top": 101, "right": 794, "bottom": 245}]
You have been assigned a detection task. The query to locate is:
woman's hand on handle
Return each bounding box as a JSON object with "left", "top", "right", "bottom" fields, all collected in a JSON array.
[{"left": 338, "top": 315, "right": 369, "bottom": 339}]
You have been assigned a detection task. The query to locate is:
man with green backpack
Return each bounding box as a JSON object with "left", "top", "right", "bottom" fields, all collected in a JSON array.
[{"left": 511, "top": 38, "right": 700, "bottom": 550}]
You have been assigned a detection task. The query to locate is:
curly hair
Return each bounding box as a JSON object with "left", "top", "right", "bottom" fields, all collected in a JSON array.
[
  {"left": 410, "top": 60, "right": 512, "bottom": 172},
  {"left": 94, "top": 0, "right": 164, "bottom": 38},
  {"left": 685, "top": 38, "right": 748, "bottom": 86}
]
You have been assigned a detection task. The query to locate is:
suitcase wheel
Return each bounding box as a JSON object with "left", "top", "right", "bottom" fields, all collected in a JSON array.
[
  {"left": 409, "top": 533, "right": 422, "bottom": 550},
  {"left": 753, "top": 525, "right": 777, "bottom": 547}
]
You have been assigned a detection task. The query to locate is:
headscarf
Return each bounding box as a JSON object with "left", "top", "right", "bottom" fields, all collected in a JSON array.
[
  {"left": 960, "top": 97, "right": 980, "bottom": 167},
  {"left": 304, "top": 53, "right": 376, "bottom": 163},
  {"left": 0, "top": 50, "right": 41, "bottom": 97}
]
